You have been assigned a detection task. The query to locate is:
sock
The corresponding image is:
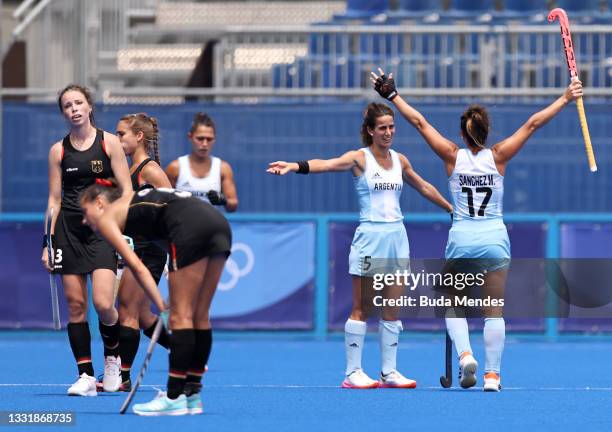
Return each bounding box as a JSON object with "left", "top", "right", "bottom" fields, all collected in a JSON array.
[
  {"left": 445, "top": 317, "right": 472, "bottom": 359},
  {"left": 167, "top": 329, "right": 194, "bottom": 399},
  {"left": 118, "top": 326, "right": 140, "bottom": 383},
  {"left": 99, "top": 319, "right": 120, "bottom": 357},
  {"left": 379, "top": 320, "right": 402, "bottom": 376},
  {"left": 67, "top": 322, "right": 94, "bottom": 377},
  {"left": 185, "top": 329, "right": 212, "bottom": 396},
  {"left": 345, "top": 319, "right": 366, "bottom": 376},
  {"left": 484, "top": 317, "right": 505, "bottom": 374},
  {"left": 144, "top": 318, "right": 170, "bottom": 349}
]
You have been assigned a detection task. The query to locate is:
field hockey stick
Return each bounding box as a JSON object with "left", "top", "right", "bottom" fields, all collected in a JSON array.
[
  {"left": 119, "top": 310, "right": 167, "bottom": 414},
  {"left": 548, "top": 8, "right": 597, "bottom": 172},
  {"left": 45, "top": 207, "right": 61, "bottom": 330},
  {"left": 439, "top": 331, "right": 452, "bottom": 388}
]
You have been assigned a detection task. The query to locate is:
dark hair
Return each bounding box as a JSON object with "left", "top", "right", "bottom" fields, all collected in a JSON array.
[
  {"left": 120, "top": 113, "right": 161, "bottom": 165},
  {"left": 360, "top": 103, "right": 394, "bottom": 147},
  {"left": 460, "top": 104, "right": 490, "bottom": 148},
  {"left": 57, "top": 84, "right": 95, "bottom": 126},
  {"left": 190, "top": 112, "right": 216, "bottom": 135},
  {"left": 80, "top": 178, "right": 123, "bottom": 204}
]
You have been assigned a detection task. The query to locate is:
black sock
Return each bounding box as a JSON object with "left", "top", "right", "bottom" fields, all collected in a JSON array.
[
  {"left": 118, "top": 325, "right": 140, "bottom": 383},
  {"left": 167, "top": 329, "right": 194, "bottom": 400},
  {"left": 144, "top": 318, "right": 170, "bottom": 349},
  {"left": 185, "top": 329, "right": 212, "bottom": 395},
  {"left": 67, "top": 322, "right": 94, "bottom": 377},
  {"left": 99, "top": 319, "right": 120, "bottom": 357}
]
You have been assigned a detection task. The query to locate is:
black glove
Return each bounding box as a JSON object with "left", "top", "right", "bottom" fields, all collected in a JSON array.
[
  {"left": 207, "top": 190, "right": 227, "bottom": 206},
  {"left": 374, "top": 74, "right": 398, "bottom": 101},
  {"left": 450, "top": 212, "right": 454, "bottom": 223}
]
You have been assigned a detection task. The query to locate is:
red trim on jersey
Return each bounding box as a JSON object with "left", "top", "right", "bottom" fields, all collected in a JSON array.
[{"left": 170, "top": 242, "right": 177, "bottom": 271}]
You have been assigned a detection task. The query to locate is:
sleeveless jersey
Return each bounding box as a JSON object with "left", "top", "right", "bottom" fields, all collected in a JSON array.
[
  {"left": 175, "top": 155, "right": 221, "bottom": 203},
  {"left": 61, "top": 129, "right": 113, "bottom": 211},
  {"left": 449, "top": 148, "right": 504, "bottom": 222},
  {"left": 354, "top": 147, "right": 403, "bottom": 223},
  {"left": 130, "top": 158, "right": 154, "bottom": 191}
]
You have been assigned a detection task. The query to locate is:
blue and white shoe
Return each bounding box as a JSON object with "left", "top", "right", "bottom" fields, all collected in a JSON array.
[
  {"left": 132, "top": 391, "right": 188, "bottom": 416},
  {"left": 187, "top": 393, "right": 203, "bottom": 415}
]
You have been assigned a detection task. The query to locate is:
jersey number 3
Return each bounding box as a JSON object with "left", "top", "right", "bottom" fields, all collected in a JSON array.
[{"left": 462, "top": 187, "right": 492, "bottom": 217}]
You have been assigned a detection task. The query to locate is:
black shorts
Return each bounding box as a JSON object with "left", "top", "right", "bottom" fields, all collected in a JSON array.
[
  {"left": 135, "top": 242, "right": 166, "bottom": 284},
  {"left": 53, "top": 208, "right": 117, "bottom": 274},
  {"left": 166, "top": 199, "right": 232, "bottom": 271}
]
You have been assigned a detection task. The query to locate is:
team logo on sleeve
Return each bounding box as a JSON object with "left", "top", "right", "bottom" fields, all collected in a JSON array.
[{"left": 91, "top": 160, "right": 103, "bottom": 173}]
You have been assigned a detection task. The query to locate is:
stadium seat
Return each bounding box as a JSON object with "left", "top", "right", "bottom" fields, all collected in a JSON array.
[
  {"left": 345, "top": 0, "right": 388, "bottom": 17},
  {"left": 503, "top": 0, "right": 548, "bottom": 11},
  {"left": 555, "top": 0, "right": 601, "bottom": 12},
  {"left": 450, "top": 0, "right": 495, "bottom": 12}
]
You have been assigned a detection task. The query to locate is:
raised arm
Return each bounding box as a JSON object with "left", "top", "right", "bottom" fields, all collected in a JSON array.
[
  {"left": 492, "top": 79, "right": 583, "bottom": 164},
  {"left": 399, "top": 154, "right": 453, "bottom": 214},
  {"left": 267, "top": 150, "right": 365, "bottom": 175},
  {"left": 371, "top": 68, "right": 458, "bottom": 165},
  {"left": 103, "top": 132, "right": 132, "bottom": 196}
]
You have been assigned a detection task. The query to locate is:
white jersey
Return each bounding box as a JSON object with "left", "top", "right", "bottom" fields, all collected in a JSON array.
[
  {"left": 175, "top": 155, "right": 221, "bottom": 203},
  {"left": 354, "top": 147, "right": 403, "bottom": 223},
  {"left": 449, "top": 148, "right": 504, "bottom": 222}
]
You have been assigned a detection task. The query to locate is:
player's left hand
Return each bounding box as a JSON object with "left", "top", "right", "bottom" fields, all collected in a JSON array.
[
  {"left": 565, "top": 76, "right": 583, "bottom": 102},
  {"left": 371, "top": 68, "right": 398, "bottom": 101},
  {"left": 207, "top": 190, "right": 227, "bottom": 206}
]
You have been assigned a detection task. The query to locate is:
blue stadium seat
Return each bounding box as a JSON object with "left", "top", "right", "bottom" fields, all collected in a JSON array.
[
  {"left": 450, "top": 0, "right": 495, "bottom": 12},
  {"left": 345, "top": 0, "right": 388, "bottom": 17},
  {"left": 398, "top": 0, "right": 443, "bottom": 12},
  {"left": 503, "top": 0, "right": 547, "bottom": 11},
  {"left": 555, "top": 0, "right": 600, "bottom": 12}
]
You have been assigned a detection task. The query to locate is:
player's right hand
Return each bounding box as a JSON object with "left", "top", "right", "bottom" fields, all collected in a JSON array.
[
  {"left": 266, "top": 161, "right": 296, "bottom": 176},
  {"left": 41, "top": 247, "right": 54, "bottom": 272}
]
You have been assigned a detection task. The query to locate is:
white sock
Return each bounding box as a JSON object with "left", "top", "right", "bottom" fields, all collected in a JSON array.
[
  {"left": 345, "top": 319, "right": 367, "bottom": 376},
  {"left": 445, "top": 317, "right": 472, "bottom": 359},
  {"left": 484, "top": 317, "right": 505, "bottom": 374},
  {"left": 379, "top": 320, "right": 402, "bottom": 376}
]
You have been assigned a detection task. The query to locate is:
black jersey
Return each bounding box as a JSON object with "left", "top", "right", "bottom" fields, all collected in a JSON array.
[
  {"left": 130, "top": 158, "right": 154, "bottom": 191},
  {"left": 124, "top": 188, "right": 231, "bottom": 270},
  {"left": 61, "top": 129, "right": 113, "bottom": 211}
]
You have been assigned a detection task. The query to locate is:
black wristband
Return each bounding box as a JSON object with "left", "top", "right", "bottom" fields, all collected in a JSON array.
[{"left": 296, "top": 160, "right": 310, "bottom": 174}]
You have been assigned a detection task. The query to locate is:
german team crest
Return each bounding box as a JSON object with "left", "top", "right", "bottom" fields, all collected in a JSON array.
[{"left": 91, "top": 160, "right": 103, "bottom": 173}]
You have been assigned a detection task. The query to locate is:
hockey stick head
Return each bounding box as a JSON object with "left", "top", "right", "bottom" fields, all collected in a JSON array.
[{"left": 548, "top": 8, "right": 578, "bottom": 77}]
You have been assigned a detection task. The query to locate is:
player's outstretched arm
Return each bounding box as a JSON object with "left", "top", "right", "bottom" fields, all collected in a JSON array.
[
  {"left": 371, "top": 68, "right": 458, "bottom": 164},
  {"left": 493, "top": 78, "right": 583, "bottom": 164},
  {"left": 400, "top": 154, "right": 453, "bottom": 213},
  {"left": 267, "top": 150, "right": 364, "bottom": 175}
]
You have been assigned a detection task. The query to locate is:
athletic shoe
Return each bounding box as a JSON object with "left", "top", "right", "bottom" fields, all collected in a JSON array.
[
  {"left": 67, "top": 373, "right": 97, "bottom": 397},
  {"left": 459, "top": 353, "right": 478, "bottom": 389},
  {"left": 132, "top": 391, "right": 188, "bottom": 416},
  {"left": 186, "top": 393, "right": 203, "bottom": 415},
  {"left": 96, "top": 377, "right": 130, "bottom": 392},
  {"left": 483, "top": 372, "right": 501, "bottom": 392},
  {"left": 102, "top": 355, "right": 122, "bottom": 392},
  {"left": 341, "top": 369, "right": 379, "bottom": 389},
  {"left": 379, "top": 370, "right": 417, "bottom": 389}
]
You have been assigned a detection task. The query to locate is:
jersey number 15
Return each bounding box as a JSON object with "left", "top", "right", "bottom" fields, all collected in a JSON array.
[{"left": 462, "top": 187, "right": 492, "bottom": 217}]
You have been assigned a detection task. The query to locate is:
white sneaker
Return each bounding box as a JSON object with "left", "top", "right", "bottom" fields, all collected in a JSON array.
[
  {"left": 102, "top": 355, "right": 121, "bottom": 392},
  {"left": 459, "top": 353, "right": 478, "bottom": 389},
  {"left": 483, "top": 372, "right": 501, "bottom": 392},
  {"left": 133, "top": 391, "right": 189, "bottom": 416},
  {"left": 341, "top": 369, "right": 379, "bottom": 389},
  {"left": 67, "top": 373, "right": 97, "bottom": 396},
  {"left": 379, "top": 370, "right": 417, "bottom": 389}
]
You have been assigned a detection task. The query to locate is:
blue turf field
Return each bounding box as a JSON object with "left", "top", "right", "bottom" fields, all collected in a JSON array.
[{"left": 1, "top": 332, "right": 611, "bottom": 431}]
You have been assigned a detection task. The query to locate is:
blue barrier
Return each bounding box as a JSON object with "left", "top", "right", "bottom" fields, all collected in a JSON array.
[{"left": 5, "top": 212, "right": 612, "bottom": 338}]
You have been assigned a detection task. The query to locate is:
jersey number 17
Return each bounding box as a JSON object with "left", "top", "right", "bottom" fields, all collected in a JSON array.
[{"left": 462, "top": 187, "right": 492, "bottom": 217}]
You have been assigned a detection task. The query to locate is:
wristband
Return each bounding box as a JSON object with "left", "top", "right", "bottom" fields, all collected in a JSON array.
[{"left": 296, "top": 160, "right": 310, "bottom": 174}]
